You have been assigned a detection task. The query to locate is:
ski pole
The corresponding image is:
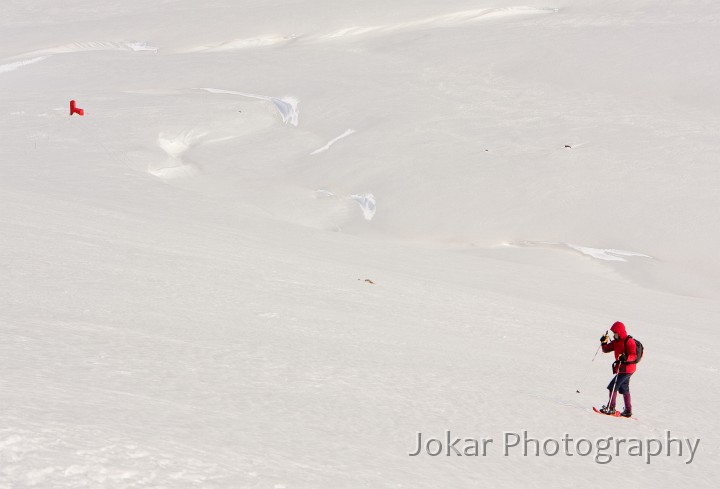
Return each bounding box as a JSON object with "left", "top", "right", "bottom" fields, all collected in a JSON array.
[
  {"left": 594, "top": 331, "right": 609, "bottom": 363},
  {"left": 607, "top": 362, "right": 621, "bottom": 410}
]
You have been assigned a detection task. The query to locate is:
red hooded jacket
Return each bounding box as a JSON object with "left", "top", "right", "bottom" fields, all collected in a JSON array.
[{"left": 602, "top": 321, "right": 637, "bottom": 374}]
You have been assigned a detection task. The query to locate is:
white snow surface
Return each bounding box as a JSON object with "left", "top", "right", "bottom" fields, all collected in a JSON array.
[{"left": 2, "top": 1, "right": 720, "bottom": 487}]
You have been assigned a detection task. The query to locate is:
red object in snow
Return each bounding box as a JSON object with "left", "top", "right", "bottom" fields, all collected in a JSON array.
[{"left": 70, "top": 100, "right": 85, "bottom": 116}]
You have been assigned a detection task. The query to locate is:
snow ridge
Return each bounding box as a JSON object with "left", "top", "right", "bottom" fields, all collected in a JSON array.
[
  {"left": 316, "top": 6, "right": 559, "bottom": 40},
  {"left": 197, "top": 88, "right": 299, "bottom": 127},
  {"left": 20, "top": 41, "right": 159, "bottom": 57},
  {"left": 1, "top": 42, "right": 156, "bottom": 74},
  {"left": 180, "top": 6, "right": 559, "bottom": 53}
]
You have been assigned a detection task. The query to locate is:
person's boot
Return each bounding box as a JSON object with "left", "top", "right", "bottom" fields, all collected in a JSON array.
[
  {"left": 621, "top": 392, "right": 632, "bottom": 417},
  {"left": 600, "top": 405, "right": 616, "bottom": 415}
]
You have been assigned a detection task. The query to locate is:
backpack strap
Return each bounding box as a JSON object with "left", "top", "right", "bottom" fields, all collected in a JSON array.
[{"left": 623, "top": 336, "right": 638, "bottom": 364}]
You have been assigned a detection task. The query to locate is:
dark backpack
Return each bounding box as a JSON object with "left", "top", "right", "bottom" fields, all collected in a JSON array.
[{"left": 624, "top": 336, "right": 644, "bottom": 364}]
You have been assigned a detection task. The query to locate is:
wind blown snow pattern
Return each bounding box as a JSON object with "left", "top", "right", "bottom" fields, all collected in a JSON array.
[
  {"left": 0, "top": 57, "right": 47, "bottom": 73},
  {"left": 2, "top": 1, "right": 720, "bottom": 488}
]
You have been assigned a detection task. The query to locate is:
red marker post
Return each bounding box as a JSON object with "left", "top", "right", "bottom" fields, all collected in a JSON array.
[{"left": 70, "top": 100, "right": 85, "bottom": 116}]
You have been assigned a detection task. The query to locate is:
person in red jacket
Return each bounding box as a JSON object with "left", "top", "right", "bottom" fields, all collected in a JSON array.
[{"left": 599, "top": 321, "right": 637, "bottom": 417}]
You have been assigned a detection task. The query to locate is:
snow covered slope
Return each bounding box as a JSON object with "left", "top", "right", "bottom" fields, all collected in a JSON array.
[{"left": 2, "top": 1, "right": 719, "bottom": 487}]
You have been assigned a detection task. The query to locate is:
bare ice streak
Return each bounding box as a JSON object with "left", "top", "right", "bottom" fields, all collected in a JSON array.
[{"left": 310, "top": 129, "right": 356, "bottom": 155}]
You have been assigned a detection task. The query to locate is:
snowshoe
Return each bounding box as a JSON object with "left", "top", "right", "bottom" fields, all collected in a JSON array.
[{"left": 599, "top": 405, "right": 616, "bottom": 415}]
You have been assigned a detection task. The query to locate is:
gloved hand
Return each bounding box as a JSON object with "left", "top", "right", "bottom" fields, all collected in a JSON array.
[
  {"left": 600, "top": 333, "right": 609, "bottom": 344},
  {"left": 618, "top": 353, "right": 627, "bottom": 363}
]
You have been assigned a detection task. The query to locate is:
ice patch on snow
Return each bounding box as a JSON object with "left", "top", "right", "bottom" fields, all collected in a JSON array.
[
  {"left": 124, "top": 42, "right": 160, "bottom": 53},
  {"left": 0, "top": 56, "right": 47, "bottom": 73},
  {"left": 15, "top": 41, "right": 158, "bottom": 58},
  {"left": 510, "top": 241, "right": 652, "bottom": 262},
  {"left": 197, "top": 88, "right": 299, "bottom": 127},
  {"left": 351, "top": 194, "right": 377, "bottom": 221},
  {"left": 149, "top": 164, "right": 200, "bottom": 179},
  {"left": 314, "top": 190, "right": 376, "bottom": 221},
  {"left": 310, "top": 129, "right": 356, "bottom": 155},
  {"left": 185, "top": 35, "right": 299, "bottom": 52},
  {"left": 566, "top": 244, "right": 652, "bottom": 262},
  {"left": 271, "top": 97, "right": 300, "bottom": 127}
]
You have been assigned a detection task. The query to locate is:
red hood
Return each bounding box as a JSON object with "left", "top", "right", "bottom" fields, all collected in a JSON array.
[{"left": 611, "top": 321, "right": 628, "bottom": 339}]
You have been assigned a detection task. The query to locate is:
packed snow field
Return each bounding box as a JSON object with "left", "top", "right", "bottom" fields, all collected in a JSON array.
[{"left": 2, "top": 1, "right": 719, "bottom": 487}]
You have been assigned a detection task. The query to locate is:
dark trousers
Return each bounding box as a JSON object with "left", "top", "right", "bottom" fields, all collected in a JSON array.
[{"left": 607, "top": 373, "right": 632, "bottom": 411}]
